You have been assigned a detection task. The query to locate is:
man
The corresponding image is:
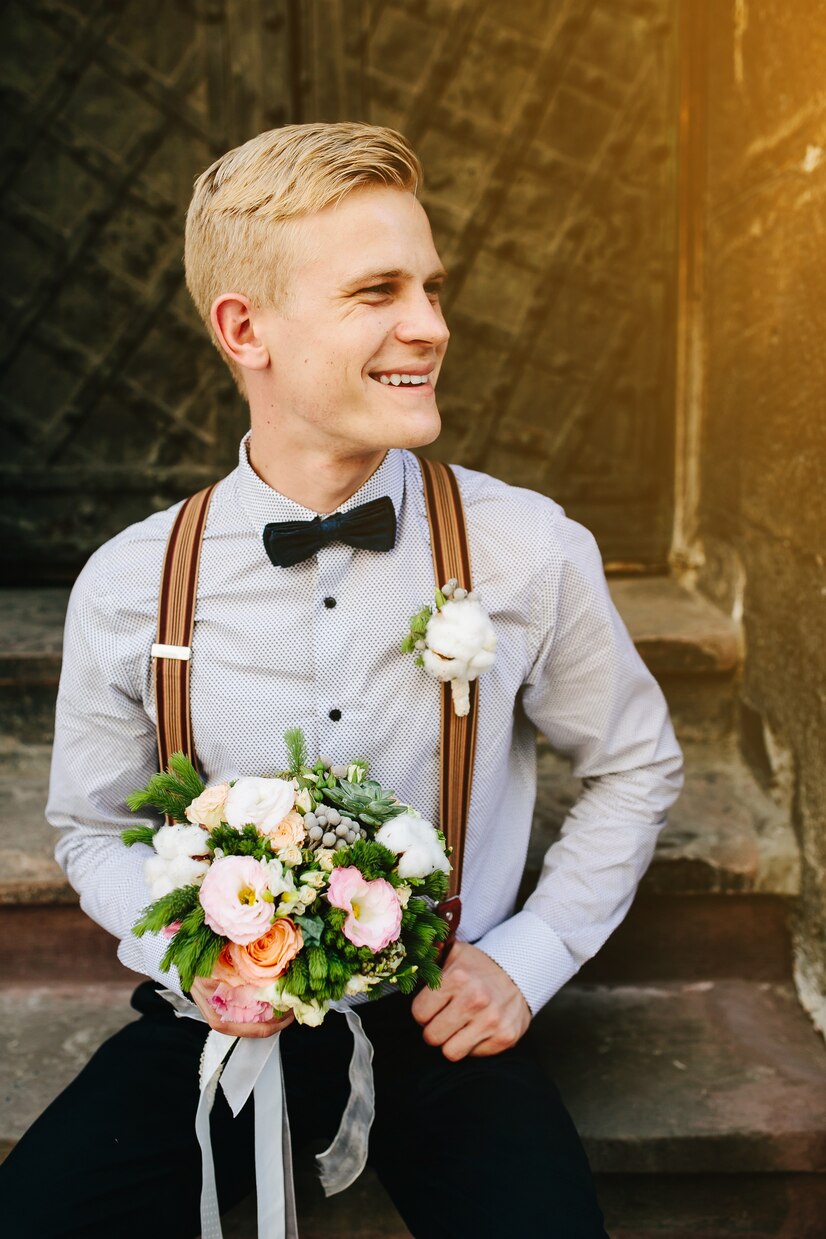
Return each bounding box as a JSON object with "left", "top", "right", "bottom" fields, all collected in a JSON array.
[{"left": 3, "top": 123, "right": 682, "bottom": 1237}]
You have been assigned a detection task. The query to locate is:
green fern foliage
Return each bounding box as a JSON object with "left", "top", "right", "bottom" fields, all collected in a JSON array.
[
  {"left": 126, "top": 753, "right": 205, "bottom": 823},
  {"left": 121, "top": 825, "right": 157, "bottom": 848}
]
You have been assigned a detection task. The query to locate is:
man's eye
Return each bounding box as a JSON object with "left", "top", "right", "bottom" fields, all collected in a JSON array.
[{"left": 360, "top": 284, "right": 392, "bottom": 296}]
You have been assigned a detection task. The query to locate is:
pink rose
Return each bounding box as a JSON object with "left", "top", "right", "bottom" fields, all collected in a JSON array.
[
  {"left": 162, "top": 920, "right": 182, "bottom": 940},
  {"left": 210, "top": 982, "right": 273, "bottom": 1024},
  {"left": 326, "top": 867, "right": 402, "bottom": 953},
  {"left": 198, "top": 855, "right": 273, "bottom": 944}
]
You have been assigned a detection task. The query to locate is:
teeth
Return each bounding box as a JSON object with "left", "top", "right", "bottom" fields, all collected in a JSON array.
[{"left": 375, "top": 372, "right": 432, "bottom": 386}]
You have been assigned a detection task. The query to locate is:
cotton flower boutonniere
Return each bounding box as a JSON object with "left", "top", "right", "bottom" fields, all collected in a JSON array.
[{"left": 402, "top": 579, "right": 497, "bottom": 716}]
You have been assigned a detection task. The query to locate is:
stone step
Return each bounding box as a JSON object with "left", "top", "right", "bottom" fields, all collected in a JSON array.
[
  {"left": 2, "top": 735, "right": 796, "bottom": 909},
  {"left": 0, "top": 578, "right": 740, "bottom": 745},
  {"left": 0, "top": 588, "right": 68, "bottom": 743},
  {"left": 0, "top": 733, "right": 800, "bottom": 984},
  {"left": 1, "top": 980, "right": 823, "bottom": 1237},
  {"left": 526, "top": 736, "right": 800, "bottom": 984},
  {"left": 530, "top": 738, "right": 799, "bottom": 900}
]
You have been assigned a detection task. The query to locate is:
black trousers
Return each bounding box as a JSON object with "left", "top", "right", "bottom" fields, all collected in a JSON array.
[{"left": 2, "top": 982, "right": 607, "bottom": 1238}]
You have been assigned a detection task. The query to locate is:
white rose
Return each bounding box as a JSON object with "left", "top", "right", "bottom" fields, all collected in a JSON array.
[
  {"left": 299, "top": 870, "right": 327, "bottom": 890},
  {"left": 223, "top": 777, "right": 295, "bottom": 833},
  {"left": 423, "top": 598, "right": 497, "bottom": 683},
  {"left": 184, "top": 783, "right": 229, "bottom": 828},
  {"left": 277, "top": 843, "right": 304, "bottom": 868},
  {"left": 152, "top": 823, "right": 210, "bottom": 861},
  {"left": 344, "top": 973, "right": 378, "bottom": 995},
  {"left": 375, "top": 814, "right": 451, "bottom": 879},
  {"left": 396, "top": 883, "right": 412, "bottom": 908},
  {"left": 316, "top": 849, "right": 336, "bottom": 872},
  {"left": 262, "top": 986, "right": 327, "bottom": 1027},
  {"left": 145, "top": 854, "right": 210, "bottom": 899},
  {"left": 295, "top": 788, "right": 313, "bottom": 813}
]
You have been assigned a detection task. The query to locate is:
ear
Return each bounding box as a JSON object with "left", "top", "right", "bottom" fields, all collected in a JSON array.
[{"left": 210, "top": 293, "right": 270, "bottom": 372}]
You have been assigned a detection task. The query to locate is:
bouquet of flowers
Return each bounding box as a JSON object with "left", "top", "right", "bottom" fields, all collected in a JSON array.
[{"left": 122, "top": 730, "right": 450, "bottom": 1026}]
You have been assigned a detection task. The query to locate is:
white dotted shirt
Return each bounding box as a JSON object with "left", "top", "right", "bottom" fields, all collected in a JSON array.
[{"left": 48, "top": 436, "right": 683, "bottom": 1015}]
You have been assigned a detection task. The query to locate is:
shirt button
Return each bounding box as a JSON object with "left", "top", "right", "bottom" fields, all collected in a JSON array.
[
  {"left": 324, "top": 597, "right": 337, "bottom": 609},
  {"left": 328, "top": 708, "right": 342, "bottom": 722}
]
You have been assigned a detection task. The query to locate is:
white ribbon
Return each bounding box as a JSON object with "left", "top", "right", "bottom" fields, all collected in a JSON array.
[
  {"left": 316, "top": 1008, "right": 376, "bottom": 1194},
  {"left": 159, "top": 990, "right": 375, "bottom": 1239}
]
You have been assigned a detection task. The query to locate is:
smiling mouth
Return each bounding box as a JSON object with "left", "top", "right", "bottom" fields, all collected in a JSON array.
[{"left": 369, "top": 371, "right": 434, "bottom": 388}]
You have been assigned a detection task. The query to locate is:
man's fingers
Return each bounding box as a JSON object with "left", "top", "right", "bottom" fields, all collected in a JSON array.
[
  {"left": 208, "top": 1013, "right": 293, "bottom": 1039},
  {"left": 411, "top": 981, "right": 451, "bottom": 1025},
  {"left": 439, "top": 1022, "right": 491, "bottom": 1062},
  {"left": 189, "top": 977, "right": 294, "bottom": 1038},
  {"left": 418, "top": 1001, "right": 472, "bottom": 1049}
]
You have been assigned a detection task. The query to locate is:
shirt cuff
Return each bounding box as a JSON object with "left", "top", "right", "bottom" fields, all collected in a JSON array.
[{"left": 473, "top": 908, "right": 580, "bottom": 1016}]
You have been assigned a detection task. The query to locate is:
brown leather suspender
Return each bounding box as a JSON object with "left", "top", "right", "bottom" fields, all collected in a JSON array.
[
  {"left": 152, "top": 485, "right": 217, "bottom": 776},
  {"left": 153, "top": 460, "right": 478, "bottom": 930},
  {"left": 417, "top": 457, "right": 478, "bottom": 919}
]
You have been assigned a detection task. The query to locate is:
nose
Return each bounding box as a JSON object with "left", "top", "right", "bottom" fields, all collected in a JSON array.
[{"left": 395, "top": 286, "right": 450, "bottom": 350}]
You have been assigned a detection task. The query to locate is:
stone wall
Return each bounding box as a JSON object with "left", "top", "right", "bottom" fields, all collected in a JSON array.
[
  {"left": 694, "top": 1, "right": 826, "bottom": 1027},
  {"left": 1, "top": 0, "right": 679, "bottom": 581}
]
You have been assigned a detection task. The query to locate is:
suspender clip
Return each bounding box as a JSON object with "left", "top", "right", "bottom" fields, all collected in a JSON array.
[{"left": 151, "top": 643, "right": 191, "bottom": 661}]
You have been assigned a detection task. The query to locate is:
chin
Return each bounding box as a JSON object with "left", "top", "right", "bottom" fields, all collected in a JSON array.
[{"left": 391, "top": 408, "right": 442, "bottom": 451}]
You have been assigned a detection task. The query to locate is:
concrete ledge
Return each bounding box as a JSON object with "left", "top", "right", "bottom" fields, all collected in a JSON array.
[
  {"left": 1, "top": 580, "right": 739, "bottom": 680},
  {"left": 2, "top": 981, "right": 823, "bottom": 1215},
  {"left": 2, "top": 733, "right": 799, "bottom": 909},
  {"left": 608, "top": 578, "right": 741, "bottom": 676},
  {"left": 536, "top": 980, "right": 826, "bottom": 1175},
  {"left": 529, "top": 738, "right": 800, "bottom": 899}
]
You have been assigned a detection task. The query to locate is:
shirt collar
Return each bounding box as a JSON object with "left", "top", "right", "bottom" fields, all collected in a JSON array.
[{"left": 235, "top": 431, "right": 406, "bottom": 532}]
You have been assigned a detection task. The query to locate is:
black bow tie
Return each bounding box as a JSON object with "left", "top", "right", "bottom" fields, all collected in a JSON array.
[{"left": 263, "top": 496, "right": 397, "bottom": 568}]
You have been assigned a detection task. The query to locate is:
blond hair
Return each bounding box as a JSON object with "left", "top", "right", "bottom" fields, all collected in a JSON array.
[{"left": 184, "top": 122, "right": 423, "bottom": 391}]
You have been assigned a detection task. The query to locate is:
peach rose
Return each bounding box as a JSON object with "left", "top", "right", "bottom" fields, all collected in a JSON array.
[
  {"left": 227, "top": 919, "right": 304, "bottom": 985},
  {"left": 212, "top": 944, "right": 244, "bottom": 987},
  {"left": 265, "top": 810, "right": 306, "bottom": 850},
  {"left": 185, "top": 783, "right": 230, "bottom": 829}
]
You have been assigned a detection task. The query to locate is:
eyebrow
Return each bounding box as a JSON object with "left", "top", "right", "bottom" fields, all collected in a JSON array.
[{"left": 343, "top": 267, "right": 448, "bottom": 289}]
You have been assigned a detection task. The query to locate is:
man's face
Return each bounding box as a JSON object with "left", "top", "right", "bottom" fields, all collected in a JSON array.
[{"left": 249, "top": 186, "right": 450, "bottom": 456}]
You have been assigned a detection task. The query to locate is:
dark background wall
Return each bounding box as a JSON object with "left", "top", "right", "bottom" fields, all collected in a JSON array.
[
  {"left": 0, "top": 0, "right": 679, "bottom": 582},
  {"left": 694, "top": 1, "right": 826, "bottom": 1022},
  {"left": 1, "top": 0, "right": 824, "bottom": 1021}
]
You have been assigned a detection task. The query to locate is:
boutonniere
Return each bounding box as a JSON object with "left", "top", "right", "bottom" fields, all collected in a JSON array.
[{"left": 402, "top": 579, "right": 497, "bottom": 716}]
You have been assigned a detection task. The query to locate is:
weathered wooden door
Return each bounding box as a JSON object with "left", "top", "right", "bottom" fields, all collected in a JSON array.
[{"left": 1, "top": 0, "right": 678, "bottom": 581}]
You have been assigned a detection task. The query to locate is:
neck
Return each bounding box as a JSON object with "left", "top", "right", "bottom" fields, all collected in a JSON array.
[{"left": 247, "top": 421, "right": 387, "bottom": 515}]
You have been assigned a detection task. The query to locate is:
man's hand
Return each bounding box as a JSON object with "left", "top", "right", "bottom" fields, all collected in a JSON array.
[
  {"left": 190, "top": 976, "right": 295, "bottom": 1039},
  {"left": 411, "top": 941, "right": 531, "bottom": 1061}
]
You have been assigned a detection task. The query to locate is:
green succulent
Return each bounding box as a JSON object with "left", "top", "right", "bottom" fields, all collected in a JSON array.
[{"left": 324, "top": 778, "right": 407, "bottom": 828}]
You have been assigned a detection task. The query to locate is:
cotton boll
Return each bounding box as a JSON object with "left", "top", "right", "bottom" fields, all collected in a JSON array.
[
  {"left": 145, "top": 854, "right": 210, "bottom": 899},
  {"left": 396, "top": 845, "right": 450, "bottom": 880},
  {"left": 424, "top": 598, "right": 496, "bottom": 683},
  {"left": 152, "top": 823, "right": 210, "bottom": 861},
  {"left": 375, "top": 814, "right": 450, "bottom": 879}
]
